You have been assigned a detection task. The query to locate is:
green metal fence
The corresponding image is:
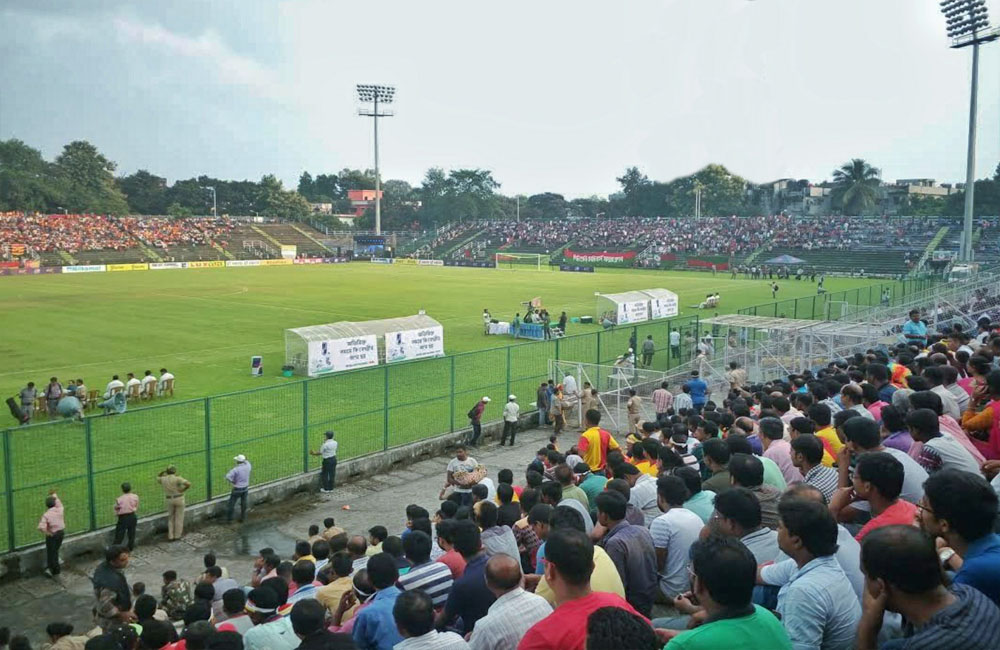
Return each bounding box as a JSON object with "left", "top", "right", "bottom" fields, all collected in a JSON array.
[
  {"left": 2, "top": 313, "right": 713, "bottom": 552},
  {"left": 735, "top": 276, "right": 936, "bottom": 320}
]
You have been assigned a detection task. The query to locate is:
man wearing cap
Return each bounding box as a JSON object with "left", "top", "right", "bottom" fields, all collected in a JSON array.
[
  {"left": 157, "top": 465, "right": 191, "bottom": 541},
  {"left": 468, "top": 397, "right": 490, "bottom": 447},
  {"left": 310, "top": 431, "right": 338, "bottom": 493},
  {"left": 226, "top": 454, "right": 252, "bottom": 523},
  {"left": 501, "top": 395, "right": 519, "bottom": 447}
]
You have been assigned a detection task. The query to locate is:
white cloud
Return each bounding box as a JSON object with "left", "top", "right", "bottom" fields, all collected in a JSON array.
[{"left": 112, "top": 17, "right": 285, "bottom": 101}]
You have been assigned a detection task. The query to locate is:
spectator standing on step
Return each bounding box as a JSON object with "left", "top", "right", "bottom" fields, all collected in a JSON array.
[
  {"left": 501, "top": 396, "right": 519, "bottom": 447},
  {"left": 468, "top": 397, "right": 490, "bottom": 447},
  {"left": 45, "top": 377, "right": 63, "bottom": 418},
  {"left": 226, "top": 454, "right": 252, "bottom": 523},
  {"left": 112, "top": 482, "right": 139, "bottom": 551},
  {"left": 37, "top": 490, "right": 64, "bottom": 577},
  {"left": 310, "top": 431, "right": 338, "bottom": 493},
  {"left": 641, "top": 335, "right": 656, "bottom": 368},
  {"left": 157, "top": 465, "right": 191, "bottom": 541}
]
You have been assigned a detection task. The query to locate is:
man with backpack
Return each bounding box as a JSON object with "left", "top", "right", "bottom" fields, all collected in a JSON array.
[{"left": 468, "top": 396, "right": 490, "bottom": 446}]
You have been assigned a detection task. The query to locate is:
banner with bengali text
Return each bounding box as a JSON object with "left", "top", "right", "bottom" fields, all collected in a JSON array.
[
  {"left": 107, "top": 263, "right": 149, "bottom": 272},
  {"left": 307, "top": 335, "right": 379, "bottom": 376},
  {"left": 385, "top": 326, "right": 445, "bottom": 363}
]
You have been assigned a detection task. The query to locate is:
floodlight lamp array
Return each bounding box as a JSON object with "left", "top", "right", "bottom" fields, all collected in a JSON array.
[
  {"left": 941, "top": 0, "right": 990, "bottom": 38},
  {"left": 356, "top": 84, "right": 396, "bottom": 103}
]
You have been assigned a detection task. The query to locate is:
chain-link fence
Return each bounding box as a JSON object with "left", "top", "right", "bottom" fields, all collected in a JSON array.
[
  {"left": 736, "top": 276, "right": 936, "bottom": 320},
  {"left": 1, "top": 313, "right": 712, "bottom": 552}
]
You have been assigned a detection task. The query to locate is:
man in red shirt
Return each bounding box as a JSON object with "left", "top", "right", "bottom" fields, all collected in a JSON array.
[
  {"left": 830, "top": 451, "right": 916, "bottom": 542},
  {"left": 518, "top": 528, "right": 646, "bottom": 650}
]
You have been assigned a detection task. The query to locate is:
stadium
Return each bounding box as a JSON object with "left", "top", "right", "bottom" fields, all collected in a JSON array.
[{"left": 2, "top": 1, "right": 1000, "bottom": 648}]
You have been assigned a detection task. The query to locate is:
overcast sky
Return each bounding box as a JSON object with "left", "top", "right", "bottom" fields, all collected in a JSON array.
[{"left": 1, "top": 0, "right": 998, "bottom": 198}]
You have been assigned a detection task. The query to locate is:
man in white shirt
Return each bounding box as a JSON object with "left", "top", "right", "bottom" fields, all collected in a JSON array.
[
  {"left": 309, "top": 431, "right": 338, "bottom": 493},
  {"left": 501, "top": 395, "right": 519, "bottom": 446},
  {"left": 104, "top": 375, "right": 124, "bottom": 399},
  {"left": 924, "top": 366, "right": 962, "bottom": 421},
  {"left": 445, "top": 447, "right": 478, "bottom": 507},
  {"left": 158, "top": 368, "right": 175, "bottom": 395},
  {"left": 125, "top": 373, "right": 141, "bottom": 396},
  {"left": 140, "top": 370, "right": 158, "bottom": 397},
  {"left": 649, "top": 474, "right": 703, "bottom": 600},
  {"left": 562, "top": 374, "right": 579, "bottom": 428},
  {"left": 669, "top": 329, "right": 681, "bottom": 358},
  {"left": 469, "top": 554, "right": 551, "bottom": 650}
]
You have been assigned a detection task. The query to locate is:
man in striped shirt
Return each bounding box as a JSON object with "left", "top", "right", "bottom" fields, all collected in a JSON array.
[
  {"left": 468, "top": 554, "right": 551, "bottom": 650},
  {"left": 790, "top": 434, "right": 839, "bottom": 503},
  {"left": 856, "top": 525, "right": 1000, "bottom": 650},
  {"left": 398, "top": 531, "right": 454, "bottom": 608},
  {"left": 651, "top": 382, "right": 673, "bottom": 422}
]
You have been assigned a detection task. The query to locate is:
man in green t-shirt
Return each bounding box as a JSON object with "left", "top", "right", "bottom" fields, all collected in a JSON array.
[{"left": 661, "top": 535, "right": 792, "bottom": 650}]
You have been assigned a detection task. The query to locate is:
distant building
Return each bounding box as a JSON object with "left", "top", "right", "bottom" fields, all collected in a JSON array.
[
  {"left": 347, "top": 189, "right": 384, "bottom": 217},
  {"left": 755, "top": 177, "right": 960, "bottom": 216},
  {"left": 310, "top": 202, "right": 333, "bottom": 215}
]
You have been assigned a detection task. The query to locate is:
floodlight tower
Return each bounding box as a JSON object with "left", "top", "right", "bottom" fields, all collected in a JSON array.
[
  {"left": 356, "top": 84, "right": 396, "bottom": 235},
  {"left": 939, "top": 0, "right": 998, "bottom": 262},
  {"left": 205, "top": 186, "right": 217, "bottom": 218}
]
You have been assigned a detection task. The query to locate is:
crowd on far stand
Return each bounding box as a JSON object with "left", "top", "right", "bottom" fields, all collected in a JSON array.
[{"left": 16, "top": 313, "right": 1000, "bottom": 650}]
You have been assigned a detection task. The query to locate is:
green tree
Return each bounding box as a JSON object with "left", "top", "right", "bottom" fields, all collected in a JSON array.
[
  {"left": 166, "top": 202, "right": 193, "bottom": 218},
  {"left": 525, "top": 192, "right": 568, "bottom": 220},
  {"left": 54, "top": 140, "right": 130, "bottom": 214},
  {"left": 297, "top": 171, "right": 314, "bottom": 199},
  {"left": 118, "top": 169, "right": 168, "bottom": 214},
  {"left": 0, "top": 139, "right": 65, "bottom": 211},
  {"left": 615, "top": 167, "right": 650, "bottom": 216},
  {"left": 257, "top": 174, "right": 311, "bottom": 219},
  {"left": 831, "top": 159, "right": 881, "bottom": 215}
]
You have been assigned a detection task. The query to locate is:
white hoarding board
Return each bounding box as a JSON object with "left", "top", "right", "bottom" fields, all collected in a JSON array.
[
  {"left": 307, "top": 335, "right": 378, "bottom": 376},
  {"left": 650, "top": 295, "right": 679, "bottom": 319},
  {"left": 385, "top": 326, "right": 445, "bottom": 363},
  {"left": 618, "top": 300, "right": 650, "bottom": 325}
]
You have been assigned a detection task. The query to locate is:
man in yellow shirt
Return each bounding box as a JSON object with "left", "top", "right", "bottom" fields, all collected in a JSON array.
[
  {"left": 316, "top": 552, "right": 358, "bottom": 620},
  {"left": 532, "top": 505, "right": 624, "bottom": 605},
  {"left": 576, "top": 410, "right": 621, "bottom": 473},
  {"left": 807, "top": 404, "right": 842, "bottom": 467}
]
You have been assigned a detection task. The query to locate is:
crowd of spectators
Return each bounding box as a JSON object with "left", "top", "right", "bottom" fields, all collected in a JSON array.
[
  {"left": 17, "top": 315, "right": 1000, "bottom": 650},
  {"left": 0, "top": 215, "right": 236, "bottom": 259}
]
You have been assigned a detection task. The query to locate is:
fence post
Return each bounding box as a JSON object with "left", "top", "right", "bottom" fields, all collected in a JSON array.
[
  {"left": 449, "top": 357, "right": 456, "bottom": 432},
  {"left": 555, "top": 337, "right": 560, "bottom": 360},
  {"left": 596, "top": 331, "right": 602, "bottom": 365},
  {"left": 383, "top": 366, "right": 390, "bottom": 452},
  {"left": 868, "top": 285, "right": 873, "bottom": 306},
  {"left": 506, "top": 346, "right": 512, "bottom": 401},
  {"left": 812, "top": 295, "right": 817, "bottom": 320},
  {"left": 793, "top": 299, "right": 798, "bottom": 320},
  {"left": 3, "top": 429, "right": 14, "bottom": 552},
  {"left": 204, "top": 398, "right": 213, "bottom": 500},
  {"left": 666, "top": 319, "right": 672, "bottom": 369},
  {"left": 302, "top": 382, "right": 310, "bottom": 474},
  {"left": 84, "top": 418, "right": 97, "bottom": 532}
]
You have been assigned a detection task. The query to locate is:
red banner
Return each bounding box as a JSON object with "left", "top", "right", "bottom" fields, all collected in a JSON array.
[
  {"left": 0, "top": 261, "right": 18, "bottom": 269},
  {"left": 687, "top": 259, "right": 729, "bottom": 270},
  {"left": 659, "top": 253, "right": 677, "bottom": 261},
  {"left": 564, "top": 249, "right": 636, "bottom": 263}
]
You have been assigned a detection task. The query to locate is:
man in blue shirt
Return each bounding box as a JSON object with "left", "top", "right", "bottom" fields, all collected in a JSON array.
[
  {"left": 436, "top": 519, "right": 496, "bottom": 634},
  {"left": 902, "top": 310, "right": 928, "bottom": 348},
  {"left": 918, "top": 468, "right": 1000, "bottom": 605},
  {"left": 685, "top": 371, "right": 709, "bottom": 414},
  {"left": 762, "top": 497, "right": 860, "bottom": 650},
  {"left": 352, "top": 553, "right": 403, "bottom": 650}
]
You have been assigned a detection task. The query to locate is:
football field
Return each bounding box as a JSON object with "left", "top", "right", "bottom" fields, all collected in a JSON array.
[
  {"left": 0, "top": 263, "right": 885, "bottom": 549},
  {"left": 0, "top": 263, "right": 877, "bottom": 402}
]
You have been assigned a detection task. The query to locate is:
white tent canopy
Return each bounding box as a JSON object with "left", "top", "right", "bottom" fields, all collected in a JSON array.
[
  {"left": 285, "top": 314, "right": 443, "bottom": 376},
  {"left": 596, "top": 289, "right": 678, "bottom": 325}
]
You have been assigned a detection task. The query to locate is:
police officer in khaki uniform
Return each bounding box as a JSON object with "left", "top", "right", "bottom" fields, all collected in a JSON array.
[{"left": 157, "top": 465, "right": 191, "bottom": 541}]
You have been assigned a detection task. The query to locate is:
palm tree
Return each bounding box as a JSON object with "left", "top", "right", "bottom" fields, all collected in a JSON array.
[{"left": 832, "top": 159, "right": 881, "bottom": 215}]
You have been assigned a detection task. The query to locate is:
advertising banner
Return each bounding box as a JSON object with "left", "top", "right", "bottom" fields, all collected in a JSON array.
[
  {"left": 617, "top": 300, "right": 650, "bottom": 325},
  {"left": 293, "top": 257, "right": 324, "bottom": 264},
  {"left": 323, "top": 257, "right": 351, "bottom": 264},
  {"left": 149, "top": 262, "right": 188, "bottom": 270},
  {"left": 444, "top": 260, "right": 495, "bottom": 268},
  {"left": 0, "top": 262, "right": 18, "bottom": 269},
  {"left": 370, "top": 258, "right": 394, "bottom": 264},
  {"left": 564, "top": 249, "right": 636, "bottom": 263},
  {"left": 226, "top": 259, "right": 262, "bottom": 267},
  {"left": 280, "top": 245, "right": 297, "bottom": 260},
  {"left": 307, "top": 335, "right": 379, "bottom": 376},
  {"left": 107, "top": 263, "right": 149, "bottom": 272},
  {"left": 559, "top": 264, "right": 595, "bottom": 273},
  {"left": 260, "top": 258, "right": 293, "bottom": 266},
  {"left": 649, "top": 295, "right": 679, "bottom": 319},
  {"left": 0, "top": 267, "right": 60, "bottom": 276},
  {"left": 188, "top": 260, "right": 225, "bottom": 269},
  {"left": 63, "top": 265, "right": 106, "bottom": 273},
  {"left": 385, "top": 326, "right": 445, "bottom": 363},
  {"left": 394, "top": 258, "right": 418, "bottom": 266},
  {"left": 417, "top": 259, "right": 445, "bottom": 266}
]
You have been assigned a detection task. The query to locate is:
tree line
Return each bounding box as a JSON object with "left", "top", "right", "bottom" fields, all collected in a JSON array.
[{"left": 1, "top": 138, "right": 997, "bottom": 228}]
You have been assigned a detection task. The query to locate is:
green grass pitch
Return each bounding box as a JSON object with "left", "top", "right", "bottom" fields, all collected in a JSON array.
[{"left": 0, "top": 264, "right": 879, "bottom": 548}]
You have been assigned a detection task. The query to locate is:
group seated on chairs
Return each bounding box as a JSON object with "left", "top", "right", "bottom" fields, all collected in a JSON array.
[
  {"left": 18, "top": 368, "right": 176, "bottom": 424},
  {"left": 697, "top": 293, "right": 721, "bottom": 309}
]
